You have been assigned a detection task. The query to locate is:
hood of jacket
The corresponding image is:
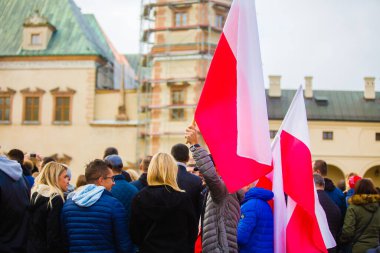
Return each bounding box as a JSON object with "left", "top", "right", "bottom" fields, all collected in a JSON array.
[
  {"left": 349, "top": 194, "right": 380, "bottom": 212},
  {"left": 324, "top": 178, "right": 336, "bottom": 192},
  {"left": 0, "top": 155, "right": 23, "bottom": 181},
  {"left": 32, "top": 184, "right": 54, "bottom": 198},
  {"left": 242, "top": 187, "right": 274, "bottom": 204},
  {"left": 71, "top": 184, "right": 105, "bottom": 207},
  {"left": 137, "top": 185, "right": 187, "bottom": 222}
]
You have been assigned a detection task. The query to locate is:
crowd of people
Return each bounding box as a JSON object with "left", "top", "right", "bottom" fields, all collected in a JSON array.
[{"left": 0, "top": 126, "right": 379, "bottom": 253}]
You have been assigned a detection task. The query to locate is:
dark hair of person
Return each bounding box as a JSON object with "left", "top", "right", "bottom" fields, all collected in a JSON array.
[
  {"left": 23, "top": 160, "right": 34, "bottom": 175},
  {"left": 85, "top": 159, "right": 111, "bottom": 184},
  {"left": 103, "top": 147, "right": 118, "bottom": 159},
  {"left": 313, "top": 160, "right": 327, "bottom": 176},
  {"left": 355, "top": 178, "right": 378, "bottom": 195},
  {"left": 76, "top": 174, "right": 87, "bottom": 188},
  {"left": 7, "top": 149, "right": 24, "bottom": 164},
  {"left": 337, "top": 179, "right": 346, "bottom": 192},
  {"left": 142, "top": 155, "right": 153, "bottom": 173},
  {"left": 41, "top": 157, "right": 56, "bottom": 169},
  {"left": 170, "top": 144, "right": 189, "bottom": 163}
]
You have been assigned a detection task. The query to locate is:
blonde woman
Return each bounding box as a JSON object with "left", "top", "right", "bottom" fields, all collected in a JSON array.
[
  {"left": 130, "top": 153, "right": 197, "bottom": 253},
  {"left": 27, "top": 162, "right": 69, "bottom": 253}
]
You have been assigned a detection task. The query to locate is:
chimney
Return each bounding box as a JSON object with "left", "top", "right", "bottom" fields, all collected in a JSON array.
[
  {"left": 269, "top": 75, "right": 281, "bottom": 97},
  {"left": 364, "top": 77, "right": 375, "bottom": 100},
  {"left": 304, "top": 76, "right": 313, "bottom": 98}
]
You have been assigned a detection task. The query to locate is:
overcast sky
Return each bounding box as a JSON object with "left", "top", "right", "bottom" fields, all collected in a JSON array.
[{"left": 75, "top": 0, "right": 380, "bottom": 91}]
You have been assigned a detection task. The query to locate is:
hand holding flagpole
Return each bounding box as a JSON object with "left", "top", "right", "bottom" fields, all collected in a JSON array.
[{"left": 185, "top": 119, "right": 197, "bottom": 145}]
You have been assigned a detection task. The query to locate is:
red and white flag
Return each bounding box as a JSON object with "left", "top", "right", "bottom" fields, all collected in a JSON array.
[
  {"left": 195, "top": 0, "right": 272, "bottom": 192},
  {"left": 272, "top": 87, "right": 336, "bottom": 253}
]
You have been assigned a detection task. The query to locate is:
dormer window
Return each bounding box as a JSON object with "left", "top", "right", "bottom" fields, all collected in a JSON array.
[
  {"left": 22, "top": 10, "right": 56, "bottom": 50},
  {"left": 31, "top": 34, "right": 41, "bottom": 45}
]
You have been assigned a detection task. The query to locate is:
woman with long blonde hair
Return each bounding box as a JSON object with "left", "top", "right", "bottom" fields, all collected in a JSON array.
[
  {"left": 27, "top": 161, "right": 69, "bottom": 253},
  {"left": 130, "top": 153, "right": 197, "bottom": 253}
]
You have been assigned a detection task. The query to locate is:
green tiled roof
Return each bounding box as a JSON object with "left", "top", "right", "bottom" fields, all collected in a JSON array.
[
  {"left": 0, "top": 0, "right": 113, "bottom": 61},
  {"left": 125, "top": 54, "right": 151, "bottom": 80},
  {"left": 267, "top": 90, "right": 380, "bottom": 122}
]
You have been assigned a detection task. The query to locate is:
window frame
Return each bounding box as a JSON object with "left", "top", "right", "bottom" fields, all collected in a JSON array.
[
  {"left": 31, "top": 33, "right": 42, "bottom": 45},
  {"left": 21, "top": 88, "right": 45, "bottom": 125},
  {"left": 23, "top": 96, "right": 41, "bottom": 124},
  {"left": 215, "top": 14, "right": 225, "bottom": 29},
  {"left": 169, "top": 86, "right": 187, "bottom": 121},
  {"left": 322, "top": 131, "right": 334, "bottom": 140},
  {"left": 50, "top": 88, "right": 75, "bottom": 125},
  {"left": 270, "top": 130, "right": 277, "bottom": 139},
  {"left": 174, "top": 11, "right": 188, "bottom": 27},
  {"left": 0, "top": 88, "right": 16, "bottom": 124}
]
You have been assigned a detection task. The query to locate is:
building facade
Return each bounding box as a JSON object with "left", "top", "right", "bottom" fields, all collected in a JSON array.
[
  {"left": 138, "top": 0, "right": 231, "bottom": 155},
  {"left": 266, "top": 76, "right": 380, "bottom": 186},
  {"left": 0, "top": 0, "right": 139, "bottom": 180},
  {"left": 138, "top": 0, "right": 380, "bottom": 186},
  {"left": 1, "top": 0, "right": 379, "bottom": 186}
]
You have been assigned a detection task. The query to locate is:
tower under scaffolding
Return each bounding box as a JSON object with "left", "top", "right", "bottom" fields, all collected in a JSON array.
[{"left": 137, "top": 0, "right": 232, "bottom": 156}]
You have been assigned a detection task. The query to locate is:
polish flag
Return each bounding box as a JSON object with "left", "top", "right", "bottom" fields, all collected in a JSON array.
[
  {"left": 195, "top": 0, "right": 272, "bottom": 192},
  {"left": 272, "top": 87, "right": 336, "bottom": 253}
]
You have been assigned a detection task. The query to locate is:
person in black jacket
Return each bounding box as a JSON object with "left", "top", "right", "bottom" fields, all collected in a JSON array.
[
  {"left": 313, "top": 173, "right": 342, "bottom": 253},
  {"left": 171, "top": 143, "right": 203, "bottom": 221},
  {"left": 27, "top": 161, "right": 70, "bottom": 253},
  {"left": 130, "top": 153, "right": 198, "bottom": 253},
  {"left": 131, "top": 155, "right": 152, "bottom": 191},
  {"left": 0, "top": 154, "right": 30, "bottom": 253}
]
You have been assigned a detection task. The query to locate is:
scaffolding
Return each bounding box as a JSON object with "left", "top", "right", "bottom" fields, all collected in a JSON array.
[{"left": 137, "top": 0, "right": 231, "bottom": 157}]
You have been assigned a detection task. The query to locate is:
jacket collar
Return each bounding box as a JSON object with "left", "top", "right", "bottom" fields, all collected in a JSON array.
[
  {"left": 114, "top": 174, "right": 126, "bottom": 181},
  {"left": 177, "top": 162, "right": 187, "bottom": 172}
]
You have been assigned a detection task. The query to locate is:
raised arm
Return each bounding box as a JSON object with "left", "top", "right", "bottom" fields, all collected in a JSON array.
[{"left": 186, "top": 125, "right": 227, "bottom": 204}]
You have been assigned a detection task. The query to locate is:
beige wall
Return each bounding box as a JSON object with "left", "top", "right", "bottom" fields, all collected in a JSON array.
[
  {"left": 94, "top": 90, "right": 138, "bottom": 121},
  {"left": 0, "top": 60, "right": 139, "bottom": 182}
]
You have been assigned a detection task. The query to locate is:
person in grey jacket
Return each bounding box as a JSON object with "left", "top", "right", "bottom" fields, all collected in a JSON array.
[{"left": 185, "top": 125, "right": 244, "bottom": 253}]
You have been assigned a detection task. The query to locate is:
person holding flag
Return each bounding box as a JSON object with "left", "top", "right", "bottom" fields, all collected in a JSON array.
[{"left": 185, "top": 125, "right": 244, "bottom": 253}]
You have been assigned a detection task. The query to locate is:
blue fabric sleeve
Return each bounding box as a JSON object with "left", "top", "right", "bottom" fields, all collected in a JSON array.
[{"left": 237, "top": 201, "right": 257, "bottom": 246}]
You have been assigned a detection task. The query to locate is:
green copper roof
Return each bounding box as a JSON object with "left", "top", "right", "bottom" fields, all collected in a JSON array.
[
  {"left": 0, "top": 0, "right": 113, "bottom": 61},
  {"left": 267, "top": 90, "right": 380, "bottom": 122}
]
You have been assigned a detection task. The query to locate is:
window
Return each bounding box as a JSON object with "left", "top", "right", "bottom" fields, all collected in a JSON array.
[
  {"left": 0, "top": 96, "right": 11, "bottom": 122},
  {"left": 170, "top": 88, "right": 186, "bottom": 121},
  {"left": 376, "top": 133, "right": 380, "bottom": 141},
  {"left": 50, "top": 87, "right": 75, "bottom": 124},
  {"left": 31, "top": 34, "right": 41, "bottom": 45},
  {"left": 24, "top": 97, "right": 40, "bottom": 122},
  {"left": 174, "top": 12, "right": 187, "bottom": 27},
  {"left": 21, "top": 87, "right": 45, "bottom": 124},
  {"left": 270, "top": 130, "right": 277, "bottom": 139},
  {"left": 323, "top": 131, "right": 333, "bottom": 140},
  {"left": 215, "top": 14, "right": 224, "bottom": 28},
  {"left": 54, "top": 97, "right": 71, "bottom": 122}
]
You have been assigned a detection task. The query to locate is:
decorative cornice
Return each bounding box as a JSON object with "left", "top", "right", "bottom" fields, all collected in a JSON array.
[
  {"left": 50, "top": 87, "right": 76, "bottom": 95},
  {"left": 50, "top": 153, "right": 72, "bottom": 164},
  {"left": 20, "top": 87, "right": 46, "bottom": 95},
  {"left": 0, "top": 60, "right": 98, "bottom": 70},
  {"left": 0, "top": 87, "right": 16, "bottom": 95},
  {"left": 167, "top": 81, "right": 190, "bottom": 87},
  {"left": 23, "top": 10, "right": 56, "bottom": 31}
]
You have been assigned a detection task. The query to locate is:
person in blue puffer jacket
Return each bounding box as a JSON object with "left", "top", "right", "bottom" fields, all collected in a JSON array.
[
  {"left": 62, "top": 159, "right": 133, "bottom": 253},
  {"left": 237, "top": 183, "right": 274, "bottom": 253}
]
